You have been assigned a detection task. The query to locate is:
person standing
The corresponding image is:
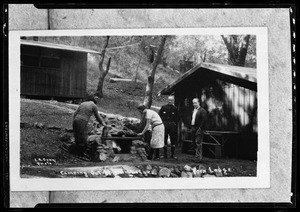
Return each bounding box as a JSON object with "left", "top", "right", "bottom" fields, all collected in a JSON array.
[
  {"left": 190, "top": 98, "right": 208, "bottom": 162},
  {"left": 72, "top": 95, "right": 107, "bottom": 157},
  {"left": 137, "top": 104, "right": 164, "bottom": 160},
  {"left": 158, "top": 95, "right": 179, "bottom": 159}
]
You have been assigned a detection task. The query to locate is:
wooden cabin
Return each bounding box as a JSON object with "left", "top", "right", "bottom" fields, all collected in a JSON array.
[
  {"left": 20, "top": 39, "right": 101, "bottom": 100},
  {"left": 158, "top": 63, "right": 257, "bottom": 160}
]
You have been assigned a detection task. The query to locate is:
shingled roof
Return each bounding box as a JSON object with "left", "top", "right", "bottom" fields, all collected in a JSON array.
[
  {"left": 158, "top": 62, "right": 257, "bottom": 95},
  {"left": 21, "top": 39, "right": 101, "bottom": 54}
]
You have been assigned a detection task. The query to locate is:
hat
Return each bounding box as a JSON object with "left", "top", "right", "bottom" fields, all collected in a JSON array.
[
  {"left": 137, "top": 104, "right": 146, "bottom": 111},
  {"left": 86, "top": 94, "right": 98, "bottom": 103}
]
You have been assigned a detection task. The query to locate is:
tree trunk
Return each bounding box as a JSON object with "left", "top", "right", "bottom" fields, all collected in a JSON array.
[
  {"left": 95, "top": 36, "right": 111, "bottom": 98},
  {"left": 134, "top": 55, "right": 142, "bottom": 83},
  {"left": 237, "top": 35, "right": 250, "bottom": 66},
  {"left": 143, "top": 36, "right": 167, "bottom": 108},
  {"left": 96, "top": 74, "right": 105, "bottom": 98},
  {"left": 143, "top": 75, "right": 155, "bottom": 108},
  {"left": 221, "top": 35, "right": 251, "bottom": 67}
]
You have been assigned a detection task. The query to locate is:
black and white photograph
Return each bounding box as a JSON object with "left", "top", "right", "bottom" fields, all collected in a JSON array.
[{"left": 9, "top": 27, "right": 270, "bottom": 191}]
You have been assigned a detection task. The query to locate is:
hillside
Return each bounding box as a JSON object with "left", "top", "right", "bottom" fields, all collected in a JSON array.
[
  {"left": 86, "top": 53, "right": 181, "bottom": 95},
  {"left": 85, "top": 53, "right": 181, "bottom": 118}
]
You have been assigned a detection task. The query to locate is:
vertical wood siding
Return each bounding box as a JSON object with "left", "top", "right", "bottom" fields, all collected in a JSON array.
[
  {"left": 21, "top": 46, "right": 87, "bottom": 99},
  {"left": 193, "top": 79, "right": 257, "bottom": 132}
]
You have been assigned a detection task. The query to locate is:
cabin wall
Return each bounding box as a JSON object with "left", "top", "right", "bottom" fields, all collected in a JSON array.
[
  {"left": 21, "top": 45, "right": 87, "bottom": 99},
  {"left": 60, "top": 51, "right": 87, "bottom": 98}
]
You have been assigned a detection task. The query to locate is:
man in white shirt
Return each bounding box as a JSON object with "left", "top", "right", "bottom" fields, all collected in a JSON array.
[
  {"left": 190, "top": 98, "right": 208, "bottom": 162},
  {"left": 137, "top": 104, "right": 165, "bottom": 160}
]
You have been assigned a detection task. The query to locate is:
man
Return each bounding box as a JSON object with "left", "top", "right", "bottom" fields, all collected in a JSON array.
[
  {"left": 190, "top": 98, "right": 208, "bottom": 162},
  {"left": 137, "top": 104, "right": 164, "bottom": 160},
  {"left": 158, "top": 95, "right": 179, "bottom": 159},
  {"left": 72, "top": 95, "right": 107, "bottom": 157}
]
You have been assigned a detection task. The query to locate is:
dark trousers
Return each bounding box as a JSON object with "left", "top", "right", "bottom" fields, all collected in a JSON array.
[
  {"left": 72, "top": 118, "right": 88, "bottom": 156},
  {"left": 191, "top": 126, "right": 204, "bottom": 160},
  {"left": 163, "top": 122, "right": 177, "bottom": 157},
  {"left": 147, "top": 148, "right": 160, "bottom": 160}
]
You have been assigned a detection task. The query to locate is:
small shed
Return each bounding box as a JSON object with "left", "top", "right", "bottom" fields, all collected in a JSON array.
[
  {"left": 158, "top": 62, "right": 257, "bottom": 160},
  {"left": 20, "top": 39, "right": 101, "bottom": 100}
]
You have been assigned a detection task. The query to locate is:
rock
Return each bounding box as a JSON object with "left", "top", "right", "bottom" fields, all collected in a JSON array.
[
  {"left": 215, "top": 172, "right": 223, "bottom": 177},
  {"left": 191, "top": 167, "right": 197, "bottom": 176},
  {"left": 183, "top": 165, "right": 192, "bottom": 172},
  {"left": 193, "top": 170, "right": 202, "bottom": 177},
  {"left": 145, "top": 164, "right": 152, "bottom": 171},
  {"left": 65, "top": 128, "right": 73, "bottom": 133},
  {"left": 181, "top": 171, "right": 193, "bottom": 178},
  {"left": 198, "top": 164, "right": 206, "bottom": 170},
  {"left": 186, "top": 172, "right": 193, "bottom": 178},
  {"left": 130, "top": 146, "right": 137, "bottom": 154},
  {"left": 142, "top": 171, "right": 148, "bottom": 177},
  {"left": 136, "top": 148, "right": 148, "bottom": 161},
  {"left": 34, "top": 122, "right": 44, "bottom": 129},
  {"left": 136, "top": 165, "right": 144, "bottom": 170},
  {"left": 87, "top": 135, "right": 102, "bottom": 143},
  {"left": 102, "top": 168, "right": 112, "bottom": 177},
  {"left": 151, "top": 168, "right": 158, "bottom": 176},
  {"left": 132, "top": 140, "right": 147, "bottom": 148},
  {"left": 123, "top": 165, "right": 141, "bottom": 175},
  {"left": 158, "top": 167, "right": 171, "bottom": 178},
  {"left": 99, "top": 153, "right": 107, "bottom": 161},
  {"left": 202, "top": 174, "right": 217, "bottom": 178},
  {"left": 47, "top": 125, "right": 61, "bottom": 130},
  {"left": 59, "top": 133, "right": 71, "bottom": 142},
  {"left": 174, "top": 167, "right": 181, "bottom": 175},
  {"left": 222, "top": 168, "right": 228, "bottom": 176},
  {"left": 97, "top": 149, "right": 107, "bottom": 153},
  {"left": 208, "top": 167, "right": 214, "bottom": 174},
  {"left": 170, "top": 173, "right": 179, "bottom": 178},
  {"left": 20, "top": 122, "right": 31, "bottom": 128},
  {"left": 126, "top": 155, "right": 138, "bottom": 162},
  {"left": 181, "top": 171, "right": 188, "bottom": 178},
  {"left": 215, "top": 168, "right": 223, "bottom": 177}
]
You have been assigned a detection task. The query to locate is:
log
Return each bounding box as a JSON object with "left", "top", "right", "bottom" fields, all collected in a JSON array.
[{"left": 109, "top": 78, "right": 133, "bottom": 83}]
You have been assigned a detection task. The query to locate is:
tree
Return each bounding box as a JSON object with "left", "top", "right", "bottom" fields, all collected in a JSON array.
[
  {"left": 221, "top": 35, "right": 251, "bottom": 67},
  {"left": 166, "top": 35, "right": 228, "bottom": 72},
  {"left": 95, "top": 36, "right": 111, "bottom": 98},
  {"left": 143, "top": 35, "right": 167, "bottom": 108}
]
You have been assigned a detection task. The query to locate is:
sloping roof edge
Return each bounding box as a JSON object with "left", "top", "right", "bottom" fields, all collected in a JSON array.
[
  {"left": 20, "top": 39, "right": 101, "bottom": 55},
  {"left": 158, "top": 62, "right": 257, "bottom": 95},
  {"left": 158, "top": 63, "right": 202, "bottom": 95}
]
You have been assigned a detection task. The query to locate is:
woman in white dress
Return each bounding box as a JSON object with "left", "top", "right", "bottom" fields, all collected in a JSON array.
[{"left": 137, "top": 104, "right": 165, "bottom": 160}]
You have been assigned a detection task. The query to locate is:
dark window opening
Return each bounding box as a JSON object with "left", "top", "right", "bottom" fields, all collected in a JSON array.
[
  {"left": 40, "top": 57, "right": 60, "bottom": 69},
  {"left": 21, "top": 55, "right": 39, "bottom": 67}
]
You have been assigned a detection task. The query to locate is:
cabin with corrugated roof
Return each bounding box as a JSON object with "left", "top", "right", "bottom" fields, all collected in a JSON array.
[
  {"left": 158, "top": 62, "right": 257, "bottom": 160},
  {"left": 20, "top": 39, "right": 101, "bottom": 100}
]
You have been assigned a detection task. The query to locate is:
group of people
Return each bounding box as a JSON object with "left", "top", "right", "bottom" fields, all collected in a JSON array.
[
  {"left": 137, "top": 96, "right": 208, "bottom": 162},
  {"left": 71, "top": 94, "right": 208, "bottom": 163}
]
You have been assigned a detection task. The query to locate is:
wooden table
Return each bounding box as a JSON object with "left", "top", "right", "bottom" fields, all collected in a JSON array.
[
  {"left": 204, "top": 131, "right": 240, "bottom": 158},
  {"left": 182, "top": 130, "right": 240, "bottom": 158}
]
